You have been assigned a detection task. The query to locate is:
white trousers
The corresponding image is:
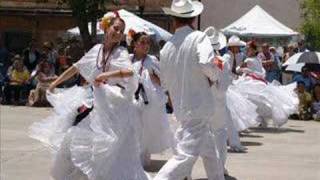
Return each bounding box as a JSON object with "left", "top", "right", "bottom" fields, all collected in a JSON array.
[
  {"left": 154, "top": 117, "right": 225, "bottom": 180},
  {"left": 153, "top": 153, "right": 225, "bottom": 180},
  {"left": 215, "top": 128, "right": 228, "bottom": 167},
  {"left": 226, "top": 113, "right": 242, "bottom": 148}
]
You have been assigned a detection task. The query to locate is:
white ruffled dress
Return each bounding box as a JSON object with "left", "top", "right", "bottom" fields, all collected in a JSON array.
[
  {"left": 131, "top": 54, "right": 173, "bottom": 154},
  {"left": 211, "top": 57, "right": 258, "bottom": 132},
  {"left": 232, "top": 57, "right": 298, "bottom": 127},
  {"left": 29, "top": 44, "right": 150, "bottom": 180}
]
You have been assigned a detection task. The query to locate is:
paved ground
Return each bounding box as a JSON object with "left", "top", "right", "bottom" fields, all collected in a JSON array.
[{"left": 1, "top": 105, "right": 320, "bottom": 180}]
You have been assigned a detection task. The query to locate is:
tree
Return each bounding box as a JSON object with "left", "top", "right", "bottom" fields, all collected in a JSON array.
[
  {"left": 57, "top": 0, "right": 111, "bottom": 50},
  {"left": 300, "top": 0, "right": 320, "bottom": 51}
]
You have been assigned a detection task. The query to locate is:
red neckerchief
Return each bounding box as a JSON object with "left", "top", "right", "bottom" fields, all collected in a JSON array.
[
  {"left": 247, "top": 73, "right": 267, "bottom": 84},
  {"left": 213, "top": 56, "right": 224, "bottom": 70}
]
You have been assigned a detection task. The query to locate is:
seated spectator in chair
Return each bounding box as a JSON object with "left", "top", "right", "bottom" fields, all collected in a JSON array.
[
  {"left": 311, "top": 84, "right": 320, "bottom": 121},
  {"left": 3, "top": 57, "right": 30, "bottom": 105},
  {"left": 28, "top": 61, "right": 57, "bottom": 106},
  {"left": 296, "top": 81, "right": 313, "bottom": 120},
  {"left": 292, "top": 66, "right": 315, "bottom": 92},
  {"left": 0, "top": 73, "right": 4, "bottom": 102}
]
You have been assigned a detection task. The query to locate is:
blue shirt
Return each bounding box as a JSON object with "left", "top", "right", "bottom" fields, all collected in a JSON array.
[{"left": 292, "top": 74, "right": 314, "bottom": 91}]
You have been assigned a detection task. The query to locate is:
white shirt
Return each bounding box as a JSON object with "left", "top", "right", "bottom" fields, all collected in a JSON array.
[
  {"left": 216, "top": 56, "right": 233, "bottom": 91},
  {"left": 160, "top": 26, "right": 219, "bottom": 120},
  {"left": 73, "top": 44, "right": 133, "bottom": 88},
  {"left": 222, "top": 51, "right": 246, "bottom": 74},
  {"left": 241, "top": 57, "right": 266, "bottom": 78},
  {"left": 131, "top": 54, "right": 160, "bottom": 79}
]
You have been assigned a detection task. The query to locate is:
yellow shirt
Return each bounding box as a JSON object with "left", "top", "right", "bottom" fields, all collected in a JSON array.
[{"left": 10, "top": 69, "right": 30, "bottom": 85}]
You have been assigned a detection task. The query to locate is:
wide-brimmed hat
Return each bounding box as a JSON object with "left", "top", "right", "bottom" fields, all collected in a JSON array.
[
  {"left": 204, "top": 26, "right": 227, "bottom": 50},
  {"left": 163, "top": 0, "right": 204, "bottom": 18},
  {"left": 227, "top": 35, "right": 246, "bottom": 47}
]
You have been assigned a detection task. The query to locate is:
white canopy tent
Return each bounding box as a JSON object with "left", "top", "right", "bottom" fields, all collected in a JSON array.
[
  {"left": 66, "top": 9, "right": 172, "bottom": 42},
  {"left": 221, "top": 5, "right": 299, "bottom": 37}
]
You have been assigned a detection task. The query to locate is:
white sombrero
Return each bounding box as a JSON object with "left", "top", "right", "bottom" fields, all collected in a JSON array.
[
  {"left": 163, "top": 0, "right": 204, "bottom": 18},
  {"left": 204, "top": 26, "right": 227, "bottom": 50},
  {"left": 227, "top": 35, "right": 246, "bottom": 47}
]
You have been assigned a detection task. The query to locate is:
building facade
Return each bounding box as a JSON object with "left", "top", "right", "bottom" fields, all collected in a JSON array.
[
  {"left": 0, "top": 0, "right": 74, "bottom": 53},
  {"left": 0, "top": 0, "right": 171, "bottom": 53}
]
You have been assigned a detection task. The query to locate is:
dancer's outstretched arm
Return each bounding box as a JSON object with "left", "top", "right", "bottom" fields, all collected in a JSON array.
[
  {"left": 94, "top": 69, "right": 133, "bottom": 84},
  {"left": 48, "top": 66, "right": 79, "bottom": 92}
]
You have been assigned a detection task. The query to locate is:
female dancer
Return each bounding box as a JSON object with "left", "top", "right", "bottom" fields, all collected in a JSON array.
[
  {"left": 211, "top": 56, "right": 258, "bottom": 153},
  {"left": 130, "top": 31, "right": 173, "bottom": 166},
  {"left": 234, "top": 41, "right": 298, "bottom": 128},
  {"left": 30, "top": 12, "right": 149, "bottom": 180}
]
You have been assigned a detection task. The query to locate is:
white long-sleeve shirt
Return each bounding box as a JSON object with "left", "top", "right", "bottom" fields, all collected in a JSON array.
[{"left": 160, "top": 26, "right": 219, "bottom": 121}]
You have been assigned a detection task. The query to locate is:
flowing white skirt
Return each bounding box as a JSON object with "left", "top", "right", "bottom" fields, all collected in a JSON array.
[
  {"left": 210, "top": 84, "right": 258, "bottom": 132},
  {"left": 226, "top": 86, "right": 259, "bottom": 131},
  {"left": 29, "top": 86, "right": 90, "bottom": 150},
  {"left": 231, "top": 75, "right": 298, "bottom": 127},
  {"left": 29, "top": 84, "right": 150, "bottom": 180},
  {"left": 138, "top": 72, "right": 173, "bottom": 154}
]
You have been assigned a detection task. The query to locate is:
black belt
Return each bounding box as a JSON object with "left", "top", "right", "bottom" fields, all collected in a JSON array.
[
  {"left": 73, "top": 106, "right": 93, "bottom": 126},
  {"left": 134, "top": 83, "right": 148, "bottom": 105},
  {"left": 115, "top": 83, "right": 125, "bottom": 90}
]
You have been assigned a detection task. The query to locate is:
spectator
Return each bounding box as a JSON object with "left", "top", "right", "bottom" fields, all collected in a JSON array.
[
  {"left": 270, "top": 46, "right": 283, "bottom": 83},
  {"left": 0, "top": 37, "right": 9, "bottom": 76},
  {"left": 283, "top": 44, "right": 296, "bottom": 63},
  {"left": 57, "top": 48, "right": 71, "bottom": 75},
  {"left": 282, "top": 44, "right": 297, "bottom": 84},
  {"left": 296, "top": 81, "right": 312, "bottom": 120},
  {"left": 258, "top": 43, "right": 280, "bottom": 82},
  {"left": 311, "top": 84, "right": 320, "bottom": 121},
  {"left": 297, "top": 40, "right": 309, "bottom": 52},
  {"left": 23, "top": 41, "right": 40, "bottom": 72},
  {"left": 0, "top": 37, "right": 9, "bottom": 101},
  {"left": 292, "top": 66, "right": 315, "bottom": 92},
  {"left": 43, "top": 41, "right": 58, "bottom": 72},
  {"left": 28, "top": 61, "right": 57, "bottom": 106},
  {"left": 3, "top": 56, "right": 30, "bottom": 105},
  {"left": 270, "top": 47, "right": 282, "bottom": 68},
  {"left": 65, "top": 37, "right": 84, "bottom": 64}
]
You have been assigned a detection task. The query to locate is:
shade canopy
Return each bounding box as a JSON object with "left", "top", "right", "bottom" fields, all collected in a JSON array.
[
  {"left": 67, "top": 9, "right": 172, "bottom": 42},
  {"left": 222, "top": 5, "right": 299, "bottom": 37}
]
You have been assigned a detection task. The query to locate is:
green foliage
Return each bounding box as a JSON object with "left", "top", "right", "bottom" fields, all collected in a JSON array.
[{"left": 300, "top": 0, "right": 320, "bottom": 51}]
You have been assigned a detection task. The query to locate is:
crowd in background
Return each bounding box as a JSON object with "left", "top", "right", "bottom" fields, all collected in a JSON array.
[
  {"left": 0, "top": 38, "right": 84, "bottom": 106},
  {"left": 0, "top": 36, "right": 319, "bottom": 120},
  {"left": 219, "top": 39, "right": 320, "bottom": 121}
]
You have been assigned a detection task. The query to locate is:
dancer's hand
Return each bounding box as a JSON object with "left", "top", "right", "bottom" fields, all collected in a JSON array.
[
  {"left": 94, "top": 73, "right": 109, "bottom": 87},
  {"left": 93, "top": 79, "right": 102, "bottom": 87},
  {"left": 48, "top": 83, "right": 56, "bottom": 93}
]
